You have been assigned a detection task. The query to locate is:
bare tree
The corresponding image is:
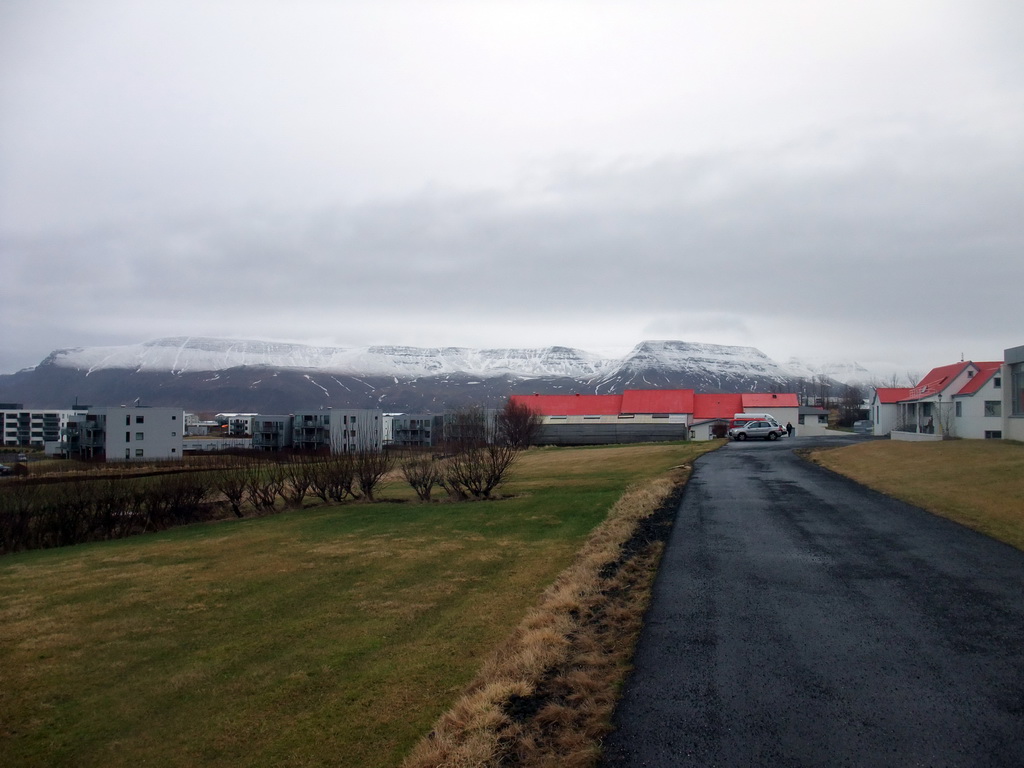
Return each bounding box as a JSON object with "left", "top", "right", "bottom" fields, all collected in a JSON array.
[{"left": 497, "top": 398, "right": 541, "bottom": 448}]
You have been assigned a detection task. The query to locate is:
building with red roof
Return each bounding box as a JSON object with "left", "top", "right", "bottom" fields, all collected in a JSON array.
[
  {"left": 873, "top": 353, "right": 1018, "bottom": 440},
  {"left": 512, "top": 388, "right": 800, "bottom": 444}
]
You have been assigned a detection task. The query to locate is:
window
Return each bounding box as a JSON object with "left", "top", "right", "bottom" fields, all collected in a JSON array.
[
  {"left": 136, "top": 432, "right": 144, "bottom": 440},
  {"left": 652, "top": 414, "right": 669, "bottom": 419},
  {"left": 136, "top": 416, "right": 144, "bottom": 424},
  {"left": 994, "top": 377, "right": 1002, "bottom": 389},
  {"left": 135, "top": 449, "right": 144, "bottom": 457},
  {"left": 798, "top": 415, "right": 805, "bottom": 425},
  {"left": 126, "top": 431, "right": 131, "bottom": 442},
  {"left": 618, "top": 414, "right": 635, "bottom": 419},
  {"left": 984, "top": 401, "right": 1002, "bottom": 417},
  {"left": 955, "top": 401, "right": 962, "bottom": 417},
  {"left": 126, "top": 415, "right": 131, "bottom": 426},
  {"left": 171, "top": 431, "right": 176, "bottom": 437},
  {"left": 984, "top": 431, "right": 1003, "bottom": 439}
]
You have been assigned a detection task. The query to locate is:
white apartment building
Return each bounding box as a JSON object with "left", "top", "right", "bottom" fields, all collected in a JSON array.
[
  {"left": 1, "top": 406, "right": 88, "bottom": 448},
  {"left": 70, "top": 406, "right": 185, "bottom": 461}
]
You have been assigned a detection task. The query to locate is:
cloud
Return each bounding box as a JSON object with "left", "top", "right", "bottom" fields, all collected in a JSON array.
[{"left": 2, "top": 1, "right": 1023, "bottom": 374}]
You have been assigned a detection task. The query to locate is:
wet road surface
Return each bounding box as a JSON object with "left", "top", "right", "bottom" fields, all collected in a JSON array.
[{"left": 601, "top": 436, "right": 1024, "bottom": 767}]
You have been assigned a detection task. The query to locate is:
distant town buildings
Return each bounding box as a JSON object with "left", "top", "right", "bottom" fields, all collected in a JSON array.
[{"left": 4, "top": 342, "right": 1020, "bottom": 460}]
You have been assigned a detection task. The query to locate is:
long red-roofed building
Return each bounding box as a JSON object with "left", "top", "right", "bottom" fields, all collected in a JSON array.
[{"left": 511, "top": 388, "right": 801, "bottom": 444}]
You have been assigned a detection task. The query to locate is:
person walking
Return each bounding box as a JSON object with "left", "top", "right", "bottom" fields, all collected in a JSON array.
[{"left": 786, "top": 421, "right": 794, "bottom": 437}]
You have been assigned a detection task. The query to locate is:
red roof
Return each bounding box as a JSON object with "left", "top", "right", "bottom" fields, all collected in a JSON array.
[
  {"left": 513, "top": 389, "right": 796, "bottom": 419},
  {"left": 692, "top": 393, "right": 744, "bottom": 420},
  {"left": 742, "top": 393, "right": 798, "bottom": 408},
  {"left": 905, "top": 362, "right": 972, "bottom": 400},
  {"left": 955, "top": 362, "right": 1002, "bottom": 396},
  {"left": 620, "top": 389, "right": 694, "bottom": 414},
  {"left": 509, "top": 393, "right": 622, "bottom": 416},
  {"left": 874, "top": 387, "right": 912, "bottom": 404}
]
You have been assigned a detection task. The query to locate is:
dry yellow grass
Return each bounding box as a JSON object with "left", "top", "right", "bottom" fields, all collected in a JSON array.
[
  {"left": 0, "top": 441, "right": 717, "bottom": 768},
  {"left": 807, "top": 439, "right": 1024, "bottom": 551},
  {"left": 403, "top": 454, "right": 705, "bottom": 768}
]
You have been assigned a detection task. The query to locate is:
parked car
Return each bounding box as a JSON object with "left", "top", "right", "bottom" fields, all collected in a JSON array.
[
  {"left": 728, "top": 414, "right": 783, "bottom": 431},
  {"left": 728, "top": 419, "right": 786, "bottom": 441},
  {"left": 0, "top": 464, "right": 11, "bottom": 476},
  {"left": 16, "top": 453, "right": 28, "bottom": 462}
]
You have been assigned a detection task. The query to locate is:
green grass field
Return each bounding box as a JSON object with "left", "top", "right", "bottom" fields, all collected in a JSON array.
[
  {"left": 0, "top": 442, "right": 713, "bottom": 768},
  {"left": 809, "top": 439, "right": 1024, "bottom": 551}
]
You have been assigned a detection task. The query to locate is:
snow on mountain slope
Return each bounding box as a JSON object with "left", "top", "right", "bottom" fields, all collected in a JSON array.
[
  {"left": 40, "top": 336, "right": 803, "bottom": 383},
  {"left": 783, "top": 357, "right": 875, "bottom": 385},
  {"left": 43, "top": 337, "right": 618, "bottom": 378},
  {"left": 618, "top": 341, "right": 791, "bottom": 377}
]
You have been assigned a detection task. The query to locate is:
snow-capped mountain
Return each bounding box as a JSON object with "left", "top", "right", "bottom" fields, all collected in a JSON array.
[
  {"left": 783, "top": 357, "right": 876, "bottom": 386},
  {"left": 3, "top": 337, "right": 822, "bottom": 413},
  {"left": 41, "top": 336, "right": 795, "bottom": 381}
]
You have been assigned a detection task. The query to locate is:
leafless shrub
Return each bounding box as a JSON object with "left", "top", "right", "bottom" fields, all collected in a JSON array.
[
  {"left": 353, "top": 449, "right": 396, "bottom": 501},
  {"left": 282, "top": 455, "right": 318, "bottom": 507},
  {"left": 310, "top": 453, "right": 358, "bottom": 503},
  {"left": 400, "top": 453, "right": 443, "bottom": 501},
  {"left": 442, "top": 443, "right": 520, "bottom": 499},
  {"left": 212, "top": 457, "right": 249, "bottom": 517}
]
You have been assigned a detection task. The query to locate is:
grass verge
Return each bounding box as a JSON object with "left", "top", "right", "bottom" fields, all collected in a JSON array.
[
  {"left": 805, "top": 439, "right": 1024, "bottom": 551},
  {"left": 0, "top": 442, "right": 714, "bottom": 768},
  {"left": 403, "top": 455, "right": 708, "bottom": 767}
]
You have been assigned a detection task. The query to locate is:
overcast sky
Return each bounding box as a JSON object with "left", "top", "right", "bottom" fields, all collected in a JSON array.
[{"left": 2, "top": 1, "right": 1022, "bottom": 376}]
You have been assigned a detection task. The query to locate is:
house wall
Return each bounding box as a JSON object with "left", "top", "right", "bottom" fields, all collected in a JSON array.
[
  {"left": 537, "top": 423, "right": 689, "bottom": 446},
  {"left": 328, "top": 409, "right": 383, "bottom": 453},
  {"left": 953, "top": 378, "right": 1006, "bottom": 439},
  {"left": 755, "top": 407, "right": 799, "bottom": 429},
  {"left": 538, "top": 414, "right": 688, "bottom": 425},
  {"left": 795, "top": 411, "right": 831, "bottom": 437},
  {"left": 871, "top": 398, "right": 901, "bottom": 436},
  {"left": 251, "top": 415, "right": 293, "bottom": 451},
  {"left": 1005, "top": 347, "right": 1024, "bottom": 441},
  {"left": 92, "top": 406, "right": 185, "bottom": 461}
]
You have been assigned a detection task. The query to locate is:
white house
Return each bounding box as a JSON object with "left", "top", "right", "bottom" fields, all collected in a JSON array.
[
  {"left": 869, "top": 388, "right": 912, "bottom": 437},
  {"left": 878, "top": 348, "right": 1022, "bottom": 441}
]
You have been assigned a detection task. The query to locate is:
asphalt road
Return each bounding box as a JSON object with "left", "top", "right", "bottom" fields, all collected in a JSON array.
[{"left": 601, "top": 435, "right": 1024, "bottom": 767}]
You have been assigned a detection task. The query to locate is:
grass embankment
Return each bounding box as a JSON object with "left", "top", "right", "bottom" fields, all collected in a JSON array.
[
  {"left": 0, "top": 442, "right": 713, "bottom": 768},
  {"left": 808, "top": 439, "right": 1024, "bottom": 551}
]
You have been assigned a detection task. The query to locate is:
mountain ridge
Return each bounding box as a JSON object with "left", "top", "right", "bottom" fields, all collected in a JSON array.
[{"left": 1, "top": 337, "right": 870, "bottom": 413}]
